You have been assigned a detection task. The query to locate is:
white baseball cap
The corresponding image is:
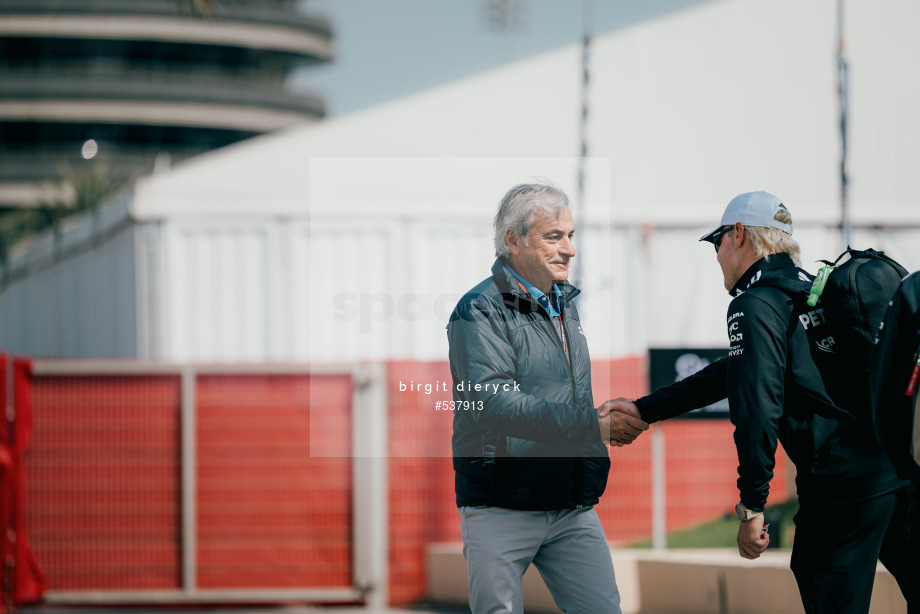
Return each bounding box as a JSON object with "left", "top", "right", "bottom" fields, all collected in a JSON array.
[{"left": 700, "top": 191, "right": 793, "bottom": 243}]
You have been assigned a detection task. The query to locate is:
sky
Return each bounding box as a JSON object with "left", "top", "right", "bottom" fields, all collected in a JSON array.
[{"left": 292, "top": 0, "right": 712, "bottom": 117}]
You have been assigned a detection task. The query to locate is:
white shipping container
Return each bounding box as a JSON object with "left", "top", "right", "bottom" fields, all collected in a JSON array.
[{"left": 2, "top": 188, "right": 917, "bottom": 363}]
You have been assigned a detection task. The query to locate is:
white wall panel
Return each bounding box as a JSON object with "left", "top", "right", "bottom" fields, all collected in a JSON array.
[
  {"left": 404, "top": 219, "right": 493, "bottom": 362},
  {"left": 851, "top": 228, "right": 920, "bottom": 274},
  {"left": 294, "top": 215, "right": 639, "bottom": 364},
  {"left": 163, "top": 220, "right": 271, "bottom": 361},
  {"left": 580, "top": 223, "right": 636, "bottom": 357},
  {"left": 306, "top": 219, "right": 392, "bottom": 363},
  {"left": 289, "top": 222, "right": 310, "bottom": 361},
  {"left": 135, "top": 222, "right": 163, "bottom": 358}
]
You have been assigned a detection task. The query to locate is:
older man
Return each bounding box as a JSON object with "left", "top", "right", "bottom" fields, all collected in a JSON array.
[{"left": 448, "top": 182, "right": 647, "bottom": 614}]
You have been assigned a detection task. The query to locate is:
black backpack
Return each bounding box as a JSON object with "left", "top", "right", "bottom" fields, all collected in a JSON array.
[{"left": 763, "top": 248, "right": 908, "bottom": 422}]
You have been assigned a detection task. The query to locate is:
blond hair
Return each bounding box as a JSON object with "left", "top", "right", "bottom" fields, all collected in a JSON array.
[{"left": 745, "top": 208, "right": 801, "bottom": 266}]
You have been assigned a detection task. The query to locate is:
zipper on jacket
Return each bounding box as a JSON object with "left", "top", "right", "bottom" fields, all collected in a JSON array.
[
  {"left": 560, "top": 314, "right": 577, "bottom": 403},
  {"left": 506, "top": 275, "right": 591, "bottom": 507},
  {"left": 528, "top": 298, "right": 588, "bottom": 507},
  {"left": 538, "top": 303, "right": 577, "bottom": 402},
  {"left": 559, "top": 307, "right": 587, "bottom": 507},
  {"left": 537, "top": 313, "right": 570, "bottom": 369}
]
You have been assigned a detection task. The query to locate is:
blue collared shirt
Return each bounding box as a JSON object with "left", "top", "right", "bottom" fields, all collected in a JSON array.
[{"left": 505, "top": 264, "right": 564, "bottom": 317}]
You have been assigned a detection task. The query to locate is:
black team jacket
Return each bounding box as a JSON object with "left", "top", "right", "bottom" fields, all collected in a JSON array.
[
  {"left": 448, "top": 258, "right": 609, "bottom": 511},
  {"left": 870, "top": 271, "right": 920, "bottom": 480},
  {"left": 636, "top": 253, "right": 905, "bottom": 510}
]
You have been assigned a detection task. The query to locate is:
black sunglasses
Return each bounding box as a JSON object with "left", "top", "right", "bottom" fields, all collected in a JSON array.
[{"left": 710, "top": 226, "right": 734, "bottom": 253}]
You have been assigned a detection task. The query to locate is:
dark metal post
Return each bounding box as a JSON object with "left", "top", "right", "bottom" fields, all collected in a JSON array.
[
  {"left": 837, "top": 0, "right": 853, "bottom": 249},
  {"left": 573, "top": 0, "right": 592, "bottom": 289}
]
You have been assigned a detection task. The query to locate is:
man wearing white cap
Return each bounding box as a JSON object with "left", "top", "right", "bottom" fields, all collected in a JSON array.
[{"left": 604, "top": 191, "right": 916, "bottom": 613}]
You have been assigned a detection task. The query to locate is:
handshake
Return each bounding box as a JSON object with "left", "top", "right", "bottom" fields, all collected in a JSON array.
[{"left": 597, "top": 398, "right": 649, "bottom": 447}]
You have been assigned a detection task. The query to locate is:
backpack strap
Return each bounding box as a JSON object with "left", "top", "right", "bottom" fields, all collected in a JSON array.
[
  {"left": 751, "top": 276, "right": 812, "bottom": 338},
  {"left": 848, "top": 247, "right": 908, "bottom": 277},
  {"left": 808, "top": 248, "right": 907, "bottom": 307},
  {"left": 751, "top": 275, "right": 857, "bottom": 423},
  {"left": 836, "top": 247, "right": 908, "bottom": 277}
]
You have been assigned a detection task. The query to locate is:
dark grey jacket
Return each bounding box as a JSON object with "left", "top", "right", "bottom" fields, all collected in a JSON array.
[{"left": 448, "top": 259, "right": 609, "bottom": 510}]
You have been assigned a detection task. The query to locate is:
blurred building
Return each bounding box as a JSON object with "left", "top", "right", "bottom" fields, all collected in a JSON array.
[{"left": 0, "top": 0, "right": 332, "bottom": 208}]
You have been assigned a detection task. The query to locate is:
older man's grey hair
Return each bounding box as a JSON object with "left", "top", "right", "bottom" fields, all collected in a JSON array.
[{"left": 493, "top": 182, "right": 570, "bottom": 258}]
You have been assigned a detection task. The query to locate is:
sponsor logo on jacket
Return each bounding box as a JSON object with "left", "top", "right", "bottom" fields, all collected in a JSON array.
[
  {"left": 727, "top": 312, "right": 745, "bottom": 356},
  {"left": 797, "top": 307, "right": 836, "bottom": 353}
]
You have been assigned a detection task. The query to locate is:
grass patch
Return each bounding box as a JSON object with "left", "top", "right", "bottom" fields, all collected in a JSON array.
[{"left": 628, "top": 499, "right": 799, "bottom": 549}]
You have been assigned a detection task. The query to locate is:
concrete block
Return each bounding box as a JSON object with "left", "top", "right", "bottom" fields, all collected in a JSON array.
[{"left": 426, "top": 544, "right": 908, "bottom": 614}]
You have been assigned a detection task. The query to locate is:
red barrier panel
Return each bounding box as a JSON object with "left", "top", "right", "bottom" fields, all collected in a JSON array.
[
  {"left": 387, "top": 361, "right": 458, "bottom": 605},
  {"left": 196, "top": 374, "right": 352, "bottom": 589},
  {"left": 24, "top": 372, "right": 182, "bottom": 590},
  {"left": 24, "top": 371, "right": 356, "bottom": 595}
]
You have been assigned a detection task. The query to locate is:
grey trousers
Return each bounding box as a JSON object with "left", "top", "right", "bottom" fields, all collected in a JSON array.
[{"left": 459, "top": 505, "right": 622, "bottom": 614}]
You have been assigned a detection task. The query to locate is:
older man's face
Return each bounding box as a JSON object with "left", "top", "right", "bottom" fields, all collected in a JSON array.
[{"left": 507, "top": 207, "right": 576, "bottom": 294}]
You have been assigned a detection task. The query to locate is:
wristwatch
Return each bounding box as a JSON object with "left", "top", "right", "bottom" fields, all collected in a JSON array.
[{"left": 735, "top": 502, "right": 764, "bottom": 522}]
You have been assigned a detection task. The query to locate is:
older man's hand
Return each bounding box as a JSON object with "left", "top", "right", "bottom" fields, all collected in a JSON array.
[{"left": 597, "top": 398, "right": 649, "bottom": 446}]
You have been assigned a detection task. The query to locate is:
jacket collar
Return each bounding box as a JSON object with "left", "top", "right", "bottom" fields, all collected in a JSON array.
[
  {"left": 491, "top": 258, "right": 580, "bottom": 305},
  {"left": 729, "top": 252, "right": 804, "bottom": 296}
]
